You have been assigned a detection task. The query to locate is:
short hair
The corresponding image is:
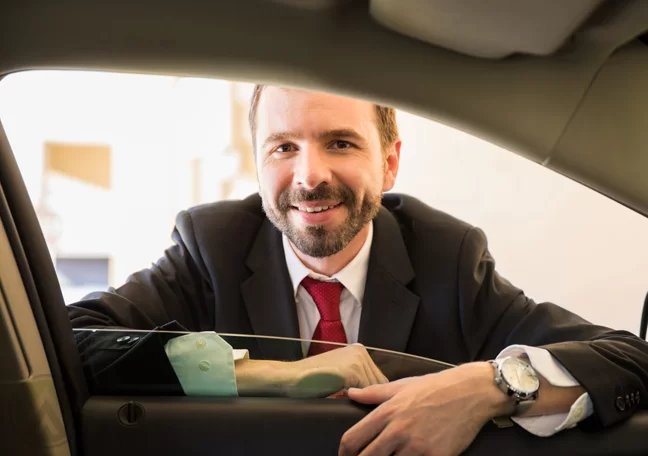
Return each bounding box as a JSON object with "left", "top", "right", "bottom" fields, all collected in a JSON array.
[{"left": 248, "top": 84, "right": 399, "bottom": 154}]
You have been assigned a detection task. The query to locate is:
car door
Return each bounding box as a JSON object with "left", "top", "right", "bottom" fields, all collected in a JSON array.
[{"left": 3, "top": 105, "right": 648, "bottom": 456}]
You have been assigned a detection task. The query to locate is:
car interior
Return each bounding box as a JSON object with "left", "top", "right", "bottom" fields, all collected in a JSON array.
[{"left": 2, "top": 0, "right": 648, "bottom": 455}]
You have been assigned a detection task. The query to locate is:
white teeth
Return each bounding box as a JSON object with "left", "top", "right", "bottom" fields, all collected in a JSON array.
[{"left": 298, "top": 205, "right": 335, "bottom": 213}]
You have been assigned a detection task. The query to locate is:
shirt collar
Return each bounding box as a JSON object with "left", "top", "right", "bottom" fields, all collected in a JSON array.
[{"left": 282, "top": 222, "right": 373, "bottom": 305}]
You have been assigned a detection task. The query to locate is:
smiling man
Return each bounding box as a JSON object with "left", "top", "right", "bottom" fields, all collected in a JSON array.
[
  {"left": 254, "top": 86, "right": 396, "bottom": 276},
  {"left": 69, "top": 85, "right": 648, "bottom": 455}
]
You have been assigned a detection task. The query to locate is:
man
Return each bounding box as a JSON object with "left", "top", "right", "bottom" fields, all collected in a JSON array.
[{"left": 69, "top": 85, "right": 648, "bottom": 455}]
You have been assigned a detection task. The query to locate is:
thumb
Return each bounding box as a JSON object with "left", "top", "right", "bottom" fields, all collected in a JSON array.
[{"left": 347, "top": 382, "right": 403, "bottom": 404}]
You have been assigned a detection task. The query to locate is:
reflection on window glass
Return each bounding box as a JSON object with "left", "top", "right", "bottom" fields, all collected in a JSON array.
[
  {"left": 72, "top": 329, "right": 451, "bottom": 397},
  {"left": 0, "top": 71, "right": 647, "bottom": 332}
]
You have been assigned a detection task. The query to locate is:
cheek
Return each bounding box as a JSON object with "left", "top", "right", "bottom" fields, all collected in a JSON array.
[
  {"left": 259, "top": 163, "right": 292, "bottom": 200},
  {"left": 366, "top": 162, "right": 387, "bottom": 193},
  {"left": 338, "top": 169, "right": 382, "bottom": 203}
]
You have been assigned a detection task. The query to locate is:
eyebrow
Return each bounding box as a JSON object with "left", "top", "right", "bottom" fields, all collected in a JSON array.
[
  {"left": 261, "top": 128, "right": 367, "bottom": 151},
  {"left": 317, "top": 129, "right": 366, "bottom": 143},
  {"left": 261, "top": 132, "right": 301, "bottom": 151}
]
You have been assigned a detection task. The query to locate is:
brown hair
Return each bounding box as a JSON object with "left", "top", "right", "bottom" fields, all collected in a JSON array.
[{"left": 248, "top": 84, "right": 399, "bottom": 154}]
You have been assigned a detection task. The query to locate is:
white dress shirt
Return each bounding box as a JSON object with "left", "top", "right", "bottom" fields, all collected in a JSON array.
[
  {"left": 282, "top": 221, "right": 373, "bottom": 356},
  {"left": 281, "top": 221, "right": 594, "bottom": 437}
]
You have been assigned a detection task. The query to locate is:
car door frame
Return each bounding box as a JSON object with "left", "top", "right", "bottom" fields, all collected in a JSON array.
[
  {"left": 0, "top": 119, "right": 83, "bottom": 455},
  {"left": 2, "top": 71, "right": 648, "bottom": 456}
]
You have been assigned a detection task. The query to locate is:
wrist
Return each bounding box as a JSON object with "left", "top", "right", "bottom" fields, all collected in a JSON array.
[{"left": 468, "top": 362, "right": 515, "bottom": 420}]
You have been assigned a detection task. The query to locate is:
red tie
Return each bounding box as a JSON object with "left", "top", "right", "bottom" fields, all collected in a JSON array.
[{"left": 301, "top": 277, "right": 347, "bottom": 356}]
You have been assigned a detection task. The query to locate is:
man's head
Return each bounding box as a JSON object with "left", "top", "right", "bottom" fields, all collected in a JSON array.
[{"left": 250, "top": 85, "right": 401, "bottom": 258}]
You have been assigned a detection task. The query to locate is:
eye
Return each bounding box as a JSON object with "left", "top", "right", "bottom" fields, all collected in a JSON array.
[
  {"left": 330, "top": 140, "right": 354, "bottom": 150},
  {"left": 273, "top": 144, "right": 296, "bottom": 154}
]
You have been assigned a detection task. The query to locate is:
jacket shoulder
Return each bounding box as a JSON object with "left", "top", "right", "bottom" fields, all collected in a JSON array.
[
  {"left": 383, "top": 193, "right": 474, "bottom": 239},
  {"left": 381, "top": 193, "right": 484, "bottom": 275},
  {"left": 175, "top": 193, "right": 265, "bottom": 248}
]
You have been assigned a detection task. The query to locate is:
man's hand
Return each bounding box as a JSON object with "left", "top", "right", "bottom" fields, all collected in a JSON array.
[
  {"left": 235, "top": 343, "right": 388, "bottom": 398},
  {"left": 288, "top": 344, "right": 389, "bottom": 398},
  {"left": 339, "top": 362, "right": 512, "bottom": 456}
]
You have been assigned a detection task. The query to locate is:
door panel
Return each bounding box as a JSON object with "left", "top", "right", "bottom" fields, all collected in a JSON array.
[{"left": 82, "top": 397, "right": 648, "bottom": 456}]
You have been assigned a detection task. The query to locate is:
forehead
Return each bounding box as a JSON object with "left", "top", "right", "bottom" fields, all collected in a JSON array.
[{"left": 255, "top": 87, "right": 378, "bottom": 139}]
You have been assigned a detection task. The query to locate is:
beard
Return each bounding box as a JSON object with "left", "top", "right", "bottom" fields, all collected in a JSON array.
[{"left": 262, "top": 183, "right": 382, "bottom": 258}]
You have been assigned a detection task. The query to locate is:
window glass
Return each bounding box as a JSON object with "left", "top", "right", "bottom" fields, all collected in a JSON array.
[
  {"left": 56, "top": 257, "right": 110, "bottom": 302},
  {"left": 72, "top": 328, "right": 451, "bottom": 397},
  {"left": 0, "top": 70, "right": 647, "bottom": 336}
]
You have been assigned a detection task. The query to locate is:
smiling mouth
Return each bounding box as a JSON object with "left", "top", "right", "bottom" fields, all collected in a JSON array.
[{"left": 293, "top": 203, "right": 342, "bottom": 213}]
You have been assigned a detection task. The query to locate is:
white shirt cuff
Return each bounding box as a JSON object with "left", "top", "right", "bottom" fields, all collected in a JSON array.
[
  {"left": 164, "top": 332, "right": 249, "bottom": 396},
  {"left": 496, "top": 345, "right": 594, "bottom": 436}
]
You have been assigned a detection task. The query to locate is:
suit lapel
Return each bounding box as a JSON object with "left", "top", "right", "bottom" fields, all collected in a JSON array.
[
  {"left": 241, "top": 219, "right": 303, "bottom": 361},
  {"left": 358, "top": 206, "right": 420, "bottom": 353},
  {"left": 240, "top": 199, "right": 419, "bottom": 358}
]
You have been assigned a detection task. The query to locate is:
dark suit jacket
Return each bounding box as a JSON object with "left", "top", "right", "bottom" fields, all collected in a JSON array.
[{"left": 68, "top": 193, "right": 648, "bottom": 429}]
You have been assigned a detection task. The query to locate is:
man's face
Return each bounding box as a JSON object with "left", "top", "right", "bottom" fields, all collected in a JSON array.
[{"left": 255, "top": 87, "right": 400, "bottom": 258}]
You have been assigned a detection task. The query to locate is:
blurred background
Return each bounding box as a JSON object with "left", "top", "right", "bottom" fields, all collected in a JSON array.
[{"left": 0, "top": 71, "right": 646, "bottom": 333}]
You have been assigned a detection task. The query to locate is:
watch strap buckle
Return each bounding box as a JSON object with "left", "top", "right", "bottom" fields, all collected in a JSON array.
[{"left": 492, "top": 416, "right": 515, "bottom": 428}]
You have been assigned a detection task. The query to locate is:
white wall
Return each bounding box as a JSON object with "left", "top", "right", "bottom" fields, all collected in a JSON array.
[
  {"left": 0, "top": 71, "right": 233, "bottom": 285},
  {"left": 1, "top": 72, "right": 646, "bottom": 335},
  {"left": 393, "top": 111, "right": 648, "bottom": 333}
]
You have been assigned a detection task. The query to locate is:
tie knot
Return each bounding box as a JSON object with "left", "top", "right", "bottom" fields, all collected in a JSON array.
[{"left": 301, "top": 277, "right": 344, "bottom": 321}]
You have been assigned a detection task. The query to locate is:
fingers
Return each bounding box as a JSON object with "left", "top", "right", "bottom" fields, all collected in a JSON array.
[
  {"left": 360, "top": 351, "right": 383, "bottom": 387},
  {"left": 353, "top": 344, "right": 389, "bottom": 387},
  {"left": 365, "top": 352, "right": 388, "bottom": 385},
  {"left": 339, "top": 404, "right": 391, "bottom": 456},
  {"left": 299, "top": 344, "right": 389, "bottom": 391},
  {"left": 357, "top": 429, "right": 402, "bottom": 456},
  {"left": 374, "top": 366, "right": 389, "bottom": 385},
  {"left": 348, "top": 374, "right": 423, "bottom": 405},
  {"left": 327, "top": 389, "right": 349, "bottom": 399},
  {"left": 358, "top": 361, "right": 377, "bottom": 388},
  {"left": 347, "top": 382, "right": 401, "bottom": 405},
  {"left": 342, "top": 414, "right": 428, "bottom": 456}
]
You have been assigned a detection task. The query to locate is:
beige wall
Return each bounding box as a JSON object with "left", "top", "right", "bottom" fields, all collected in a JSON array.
[{"left": 45, "top": 142, "right": 112, "bottom": 190}]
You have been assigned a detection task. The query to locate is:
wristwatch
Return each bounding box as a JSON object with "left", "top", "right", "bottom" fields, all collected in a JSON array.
[{"left": 490, "top": 356, "right": 540, "bottom": 427}]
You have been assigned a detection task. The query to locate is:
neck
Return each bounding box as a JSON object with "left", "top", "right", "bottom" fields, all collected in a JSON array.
[{"left": 290, "top": 224, "right": 370, "bottom": 277}]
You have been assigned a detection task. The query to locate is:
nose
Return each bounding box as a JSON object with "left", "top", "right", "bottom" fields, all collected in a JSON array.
[{"left": 293, "top": 145, "right": 333, "bottom": 190}]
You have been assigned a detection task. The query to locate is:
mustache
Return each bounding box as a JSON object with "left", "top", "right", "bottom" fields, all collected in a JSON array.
[{"left": 277, "top": 184, "right": 356, "bottom": 211}]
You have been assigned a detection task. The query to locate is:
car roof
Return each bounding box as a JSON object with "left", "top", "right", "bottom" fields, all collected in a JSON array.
[{"left": 2, "top": 0, "right": 647, "bottom": 215}]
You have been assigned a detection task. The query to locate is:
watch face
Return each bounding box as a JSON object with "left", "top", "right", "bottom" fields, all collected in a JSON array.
[{"left": 501, "top": 357, "right": 540, "bottom": 394}]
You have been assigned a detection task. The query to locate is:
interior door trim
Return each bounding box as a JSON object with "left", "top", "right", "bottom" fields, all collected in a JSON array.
[
  {"left": 0, "top": 185, "right": 70, "bottom": 456},
  {"left": 0, "top": 119, "right": 86, "bottom": 455}
]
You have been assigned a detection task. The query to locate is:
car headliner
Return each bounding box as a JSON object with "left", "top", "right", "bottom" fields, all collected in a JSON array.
[{"left": 1, "top": 0, "right": 647, "bottom": 216}]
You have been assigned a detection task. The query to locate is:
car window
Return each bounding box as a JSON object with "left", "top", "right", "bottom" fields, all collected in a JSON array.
[
  {"left": 72, "top": 328, "right": 451, "bottom": 397},
  {"left": 0, "top": 70, "right": 647, "bottom": 335}
]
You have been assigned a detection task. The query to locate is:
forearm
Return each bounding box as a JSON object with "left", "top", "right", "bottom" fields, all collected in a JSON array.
[
  {"left": 234, "top": 344, "right": 383, "bottom": 398},
  {"left": 234, "top": 358, "right": 347, "bottom": 398},
  {"left": 234, "top": 359, "right": 296, "bottom": 397},
  {"left": 519, "top": 373, "right": 585, "bottom": 417}
]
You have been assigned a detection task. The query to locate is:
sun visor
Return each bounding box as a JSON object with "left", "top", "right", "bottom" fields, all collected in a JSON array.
[{"left": 370, "top": 0, "right": 604, "bottom": 58}]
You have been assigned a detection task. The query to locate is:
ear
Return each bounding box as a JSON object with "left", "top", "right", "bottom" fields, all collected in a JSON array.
[{"left": 382, "top": 140, "right": 401, "bottom": 192}]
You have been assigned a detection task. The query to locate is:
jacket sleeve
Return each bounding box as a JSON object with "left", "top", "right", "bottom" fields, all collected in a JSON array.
[
  {"left": 67, "top": 211, "right": 214, "bottom": 331},
  {"left": 67, "top": 211, "right": 216, "bottom": 395},
  {"left": 73, "top": 321, "right": 187, "bottom": 396},
  {"left": 458, "top": 226, "right": 648, "bottom": 429}
]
